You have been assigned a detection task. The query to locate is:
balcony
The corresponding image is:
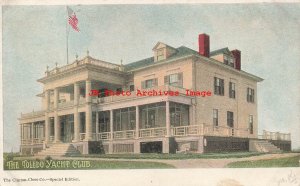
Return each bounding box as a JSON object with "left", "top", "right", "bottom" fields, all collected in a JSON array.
[{"left": 46, "top": 57, "right": 121, "bottom": 77}]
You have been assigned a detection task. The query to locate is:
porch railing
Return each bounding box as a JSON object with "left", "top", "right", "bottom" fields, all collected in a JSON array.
[
  {"left": 171, "top": 125, "right": 202, "bottom": 136},
  {"left": 24, "top": 125, "right": 291, "bottom": 145},
  {"left": 258, "top": 130, "right": 291, "bottom": 141},
  {"left": 79, "top": 133, "right": 86, "bottom": 141},
  {"left": 21, "top": 139, "right": 32, "bottom": 145},
  {"left": 113, "top": 130, "right": 135, "bottom": 139},
  {"left": 139, "top": 127, "right": 167, "bottom": 138},
  {"left": 97, "top": 132, "right": 111, "bottom": 140}
]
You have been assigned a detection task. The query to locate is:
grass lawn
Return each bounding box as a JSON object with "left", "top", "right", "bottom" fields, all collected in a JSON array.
[
  {"left": 76, "top": 151, "right": 265, "bottom": 160},
  {"left": 226, "top": 155, "right": 300, "bottom": 168}
]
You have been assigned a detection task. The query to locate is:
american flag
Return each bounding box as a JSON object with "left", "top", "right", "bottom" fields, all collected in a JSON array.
[{"left": 67, "top": 7, "right": 79, "bottom": 32}]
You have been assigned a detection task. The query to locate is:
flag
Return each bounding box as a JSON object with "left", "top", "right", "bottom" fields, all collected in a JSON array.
[{"left": 67, "top": 6, "right": 79, "bottom": 32}]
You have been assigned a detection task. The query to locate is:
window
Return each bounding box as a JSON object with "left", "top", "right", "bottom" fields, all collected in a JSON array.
[
  {"left": 249, "top": 115, "right": 253, "bottom": 134},
  {"left": 142, "top": 78, "right": 158, "bottom": 89},
  {"left": 157, "top": 49, "right": 164, "bottom": 61},
  {"left": 224, "top": 55, "right": 229, "bottom": 65},
  {"left": 227, "top": 111, "right": 234, "bottom": 127},
  {"left": 164, "top": 73, "right": 183, "bottom": 87},
  {"left": 214, "top": 77, "right": 224, "bottom": 96},
  {"left": 247, "top": 88, "right": 255, "bottom": 103},
  {"left": 229, "top": 82, "right": 236, "bottom": 98},
  {"left": 213, "top": 109, "right": 218, "bottom": 126}
]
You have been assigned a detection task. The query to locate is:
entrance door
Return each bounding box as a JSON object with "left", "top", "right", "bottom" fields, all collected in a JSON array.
[{"left": 60, "top": 118, "right": 74, "bottom": 143}]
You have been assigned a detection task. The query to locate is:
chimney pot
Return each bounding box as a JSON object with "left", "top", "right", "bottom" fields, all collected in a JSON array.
[
  {"left": 198, "top": 33, "right": 210, "bottom": 57},
  {"left": 231, "top": 49, "right": 241, "bottom": 70}
]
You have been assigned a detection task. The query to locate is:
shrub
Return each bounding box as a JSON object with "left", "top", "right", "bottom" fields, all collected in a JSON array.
[{"left": 45, "top": 155, "right": 52, "bottom": 161}]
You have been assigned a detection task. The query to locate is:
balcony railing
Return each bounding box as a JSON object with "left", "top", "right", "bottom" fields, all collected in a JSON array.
[
  {"left": 58, "top": 100, "right": 74, "bottom": 108},
  {"left": 47, "top": 58, "right": 121, "bottom": 76},
  {"left": 21, "top": 110, "right": 45, "bottom": 118}
]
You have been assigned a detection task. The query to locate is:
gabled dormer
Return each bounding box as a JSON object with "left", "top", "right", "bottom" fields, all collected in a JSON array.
[
  {"left": 152, "top": 42, "right": 177, "bottom": 62},
  {"left": 210, "top": 47, "right": 236, "bottom": 68}
]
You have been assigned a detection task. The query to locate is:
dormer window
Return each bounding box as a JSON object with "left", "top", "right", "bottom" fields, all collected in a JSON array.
[
  {"left": 157, "top": 49, "right": 164, "bottom": 61},
  {"left": 224, "top": 55, "right": 235, "bottom": 67},
  {"left": 153, "top": 42, "right": 177, "bottom": 62}
]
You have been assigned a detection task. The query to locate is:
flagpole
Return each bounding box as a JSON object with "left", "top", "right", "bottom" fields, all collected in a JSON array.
[{"left": 66, "top": 6, "right": 69, "bottom": 64}]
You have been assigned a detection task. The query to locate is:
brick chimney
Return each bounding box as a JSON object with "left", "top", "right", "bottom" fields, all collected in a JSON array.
[
  {"left": 198, "top": 33, "right": 210, "bottom": 58},
  {"left": 231, "top": 49, "right": 241, "bottom": 70}
]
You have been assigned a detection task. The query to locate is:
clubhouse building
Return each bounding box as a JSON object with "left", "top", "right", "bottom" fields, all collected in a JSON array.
[{"left": 19, "top": 33, "right": 291, "bottom": 155}]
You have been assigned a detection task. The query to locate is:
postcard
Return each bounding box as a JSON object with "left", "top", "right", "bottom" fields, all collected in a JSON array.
[{"left": 1, "top": 1, "right": 300, "bottom": 186}]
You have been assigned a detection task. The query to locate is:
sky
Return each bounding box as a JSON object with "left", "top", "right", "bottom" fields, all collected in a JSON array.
[{"left": 2, "top": 4, "right": 300, "bottom": 152}]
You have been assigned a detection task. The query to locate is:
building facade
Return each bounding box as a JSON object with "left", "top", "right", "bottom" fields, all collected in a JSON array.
[{"left": 19, "top": 33, "right": 291, "bottom": 155}]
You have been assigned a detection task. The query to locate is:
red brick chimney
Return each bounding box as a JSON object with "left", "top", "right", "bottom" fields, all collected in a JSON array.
[
  {"left": 231, "top": 49, "right": 241, "bottom": 70},
  {"left": 198, "top": 33, "right": 210, "bottom": 58}
]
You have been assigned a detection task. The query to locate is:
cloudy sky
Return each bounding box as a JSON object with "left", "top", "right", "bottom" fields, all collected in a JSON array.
[{"left": 3, "top": 4, "right": 300, "bottom": 152}]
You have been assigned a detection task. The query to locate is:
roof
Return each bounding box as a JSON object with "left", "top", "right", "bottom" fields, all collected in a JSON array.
[
  {"left": 210, "top": 47, "right": 232, "bottom": 56},
  {"left": 124, "top": 46, "right": 199, "bottom": 71}
]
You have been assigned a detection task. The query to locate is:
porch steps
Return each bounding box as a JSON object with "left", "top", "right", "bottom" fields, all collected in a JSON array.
[
  {"left": 35, "top": 143, "right": 81, "bottom": 157},
  {"left": 250, "top": 140, "right": 282, "bottom": 153}
]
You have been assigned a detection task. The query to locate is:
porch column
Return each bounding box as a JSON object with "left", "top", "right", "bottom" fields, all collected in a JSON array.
[
  {"left": 166, "top": 101, "right": 171, "bottom": 137},
  {"left": 44, "top": 114, "right": 50, "bottom": 143},
  {"left": 73, "top": 109, "right": 80, "bottom": 142},
  {"left": 86, "top": 80, "right": 92, "bottom": 103},
  {"left": 31, "top": 122, "right": 34, "bottom": 144},
  {"left": 85, "top": 105, "right": 92, "bottom": 141},
  {"left": 189, "top": 103, "right": 196, "bottom": 125},
  {"left": 20, "top": 124, "right": 23, "bottom": 144},
  {"left": 110, "top": 110, "right": 113, "bottom": 140},
  {"left": 45, "top": 90, "right": 50, "bottom": 110},
  {"left": 85, "top": 80, "right": 92, "bottom": 141},
  {"left": 74, "top": 82, "right": 79, "bottom": 106},
  {"left": 54, "top": 113, "right": 60, "bottom": 143},
  {"left": 135, "top": 106, "right": 139, "bottom": 139},
  {"left": 95, "top": 112, "right": 99, "bottom": 141},
  {"left": 54, "top": 88, "right": 59, "bottom": 109},
  {"left": 109, "top": 110, "right": 114, "bottom": 154}
]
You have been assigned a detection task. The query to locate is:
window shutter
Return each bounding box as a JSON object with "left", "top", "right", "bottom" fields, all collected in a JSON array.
[
  {"left": 141, "top": 81, "right": 145, "bottom": 89},
  {"left": 178, "top": 73, "right": 183, "bottom": 87},
  {"left": 229, "top": 82, "right": 232, "bottom": 97},
  {"left": 247, "top": 88, "right": 249, "bottom": 101},
  {"left": 164, "top": 76, "right": 169, "bottom": 85},
  {"left": 214, "top": 77, "right": 217, "bottom": 94}
]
